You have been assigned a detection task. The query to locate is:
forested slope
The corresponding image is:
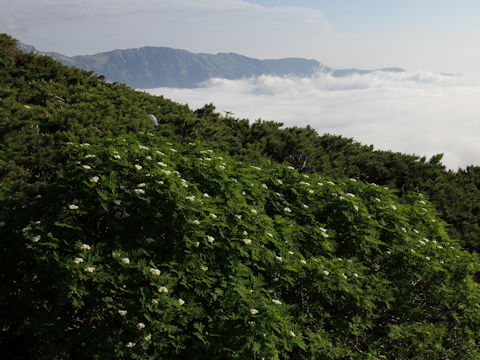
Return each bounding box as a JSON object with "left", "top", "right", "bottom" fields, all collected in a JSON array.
[
  {"left": 2, "top": 32, "right": 480, "bottom": 359},
  {"left": 2, "top": 34, "right": 480, "bottom": 253}
]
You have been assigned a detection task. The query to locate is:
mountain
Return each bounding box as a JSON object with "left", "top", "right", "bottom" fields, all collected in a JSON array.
[{"left": 16, "top": 41, "right": 405, "bottom": 89}]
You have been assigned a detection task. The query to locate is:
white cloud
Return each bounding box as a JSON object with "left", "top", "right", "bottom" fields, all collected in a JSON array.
[
  {"left": 1, "top": 0, "right": 330, "bottom": 56},
  {"left": 146, "top": 72, "right": 480, "bottom": 170}
]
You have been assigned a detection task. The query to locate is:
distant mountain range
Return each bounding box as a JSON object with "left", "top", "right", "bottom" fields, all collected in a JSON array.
[{"left": 17, "top": 41, "right": 405, "bottom": 89}]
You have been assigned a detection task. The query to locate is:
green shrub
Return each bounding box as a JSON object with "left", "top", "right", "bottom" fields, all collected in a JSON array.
[{"left": 1, "top": 134, "right": 479, "bottom": 359}]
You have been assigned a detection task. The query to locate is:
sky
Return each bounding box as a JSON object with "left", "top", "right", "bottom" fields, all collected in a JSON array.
[
  {"left": 3, "top": 0, "right": 480, "bottom": 74},
  {"left": 2, "top": 0, "right": 480, "bottom": 169}
]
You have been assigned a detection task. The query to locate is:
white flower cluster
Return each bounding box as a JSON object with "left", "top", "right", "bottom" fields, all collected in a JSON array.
[{"left": 149, "top": 268, "right": 161, "bottom": 276}]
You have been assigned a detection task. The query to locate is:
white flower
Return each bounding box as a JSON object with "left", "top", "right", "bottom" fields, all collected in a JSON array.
[
  {"left": 31, "top": 235, "right": 41, "bottom": 243},
  {"left": 138, "top": 145, "right": 149, "bottom": 150},
  {"left": 250, "top": 308, "right": 259, "bottom": 315},
  {"left": 243, "top": 239, "right": 252, "bottom": 245},
  {"left": 207, "top": 235, "right": 215, "bottom": 243},
  {"left": 137, "top": 183, "right": 146, "bottom": 188},
  {"left": 170, "top": 148, "right": 177, "bottom": 153},
  {"left": 186, "top": 196, "right": 195, "bottom": 202},
  {"left": 287, "top": 166, "right": 294, "bottom": 170},
  {"left": 420, "top": 200, "right": 426, "bottom": 204},
  {"left": 113, "top": 154, "right": 121, "bottom": 159},
  {"left": 317, "top": 182, "right": 324, "bottom": 186},
  {"left": 149, "top": 268, "right": 161, "bottom": 276},
  {"left": 80, "top": 244, "right": 91, "bottom": 251},
  {"left": 178, "top": 298, "right": 185, "bottom": 306},
  {"left": 118, "top": 310, "right": 127, "bottom": 316},
  {"left": 102, "top": 296, "right": 113, "bottom": 302},
  {"left": 235, "top": 215, "right": 242, "bottom": 220},
  {"left": 250, "top": 166, "right": 262, "bottom": 170},
  {"left": 289, "top": 331, "right": 296, "bottom": 338},
  {"left": 134, "top": 164, "right": 142, "bottom": 170},
  {"left": 327, "top": 181, "right": 334, "bottom": 185},
  {"left": 121, "top": 257, "right": 130, "bottom": 264},
  {"left": 144, "top": 334, "right": 152, "bottom": 341},
  {"left": 113, "top": 199, "right": 121, "bottom": 205},
  {"left": 300, "top": 259, "right": 307, "bottom": 265},
  {"left": 391, "top": 205, "right": 397, "bottom": 210},
  {"left": 425, "top": 256, "right": 431, "bottom": 261},
  {"left": 353, "top": 205, "right": 359, "bottom": 211},
  {"left": 283, "top": 207, "right": 292, "bottom": 213},
  {"left": 401, "top": 227, "right": 407, "bottom": 233},
  {"left": 134, "top": 189, "right": 145, "bottom": 195},
  {"left": 90, "top": 176, "right": 99, "bottom": 183},
  {"left": 276, "top": 179, "right": 283, "bottom": 185},
  {"left": 266, "top": 232, "right": 273, "bottom": 238},
  {"left": 321, "top": 232, "right": 329, "bottom": 238},
  {"left": 303, "top": 204, "right": 309, "bottom": 209},
  {"left": 322, "top": 270, "right": 329, "bottom": 276},
  {"left": 342, "top": 273, "right": 348, "bottom": 279},
  {"left": 161, "top": 169, "right": 171, "bottom": 175},
  {"left": 262, "top": 183, "right": 268, "bottom": 189},
  {"left": 288, "top": 251, "right": 294, "bottom": 255},
  {"left": 68, "top": 204, "right": 79, "bottom": 210},
  {"left": 194, "top": 242, "right": 200, "bottom": 248},
  {"left": 275, "top": 256, "right": 283, "bottom": 262},
  {"left": 219, "top": 165, "right": 225, "bottom": 170},
  {"left": 145, "top": 237, "right": 155, "bottom": 244},
  {"left": 84, "top": 266, "right": 95, "bottom": 273},
  {"left": 126, "top": 342, "right": 135, "bottom": 348},
  {"left": 151, "top": 299, "right": 159, "bottom": 305},
  {"left": 155, "top": 151, "right": 165, "bottom": 155},
  {"left": 272, "top": 299, "right": 282, "bottom": 305},
  {"left": 203, "top": 193, "right": 210, "bottom": 198},
  {"left": 353, "top": 273, "right": 359, "bottom": 277},
  {"left": 251, "top": 209, "right": 257, "bottom": 214},
  {"left": 158, "top": 286, "right": 168, "bottom": 293},
  {"left": 157, "top": 161, "right": 167, "bottom": 167},
  {"left": 350, "top": 178, "right": 357, "bottom": 182},
  {"left": 413, "top": 229, "right": 419, "bottom": 234},
  {"left": 210, "top": 213, "right": 217, "bottom": 219},
  {"left": 200, "top": 265, "right": 208, "bottom": 271},
  {"left": 309, "top": 190, "right": 314, "bottom": 194},
  {"left": 0, "top": 221, "right": 5, "bottom": 227},
  {"left": 346, "top": 193, "right": 355, "bottom": 198},
  {"left": 137, "top": 322, "right": 145, "bottom": 330},
  {"left": 299, "top": 181, "right": 310, "bottom": 186},
  {"left": 82, "top": 165, "right": 91, "bottom": 170},
  {"left": 193, "top": 220, "right": 200, "bottom": 225},
  {"left": 242, "top": 230, "right": 248, "bottom": 236},
  {"left": 73, "top": 257, "right": 84, "bottom": 264}
]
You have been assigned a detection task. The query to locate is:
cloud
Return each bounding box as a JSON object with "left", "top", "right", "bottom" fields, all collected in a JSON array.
[
  {"left": 1, "top": 0, "right": 330, "bottom": 56},
  {"left": 145, "top": 72, "right": 480, "bottom": 170}
]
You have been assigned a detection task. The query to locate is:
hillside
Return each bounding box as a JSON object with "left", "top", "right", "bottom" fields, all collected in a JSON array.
[
  {"left": 16, "top": 41, "right": 405, "bottom": 89},
  {"left": 2, "top": 33, "right": 480, "bottom": 358}
]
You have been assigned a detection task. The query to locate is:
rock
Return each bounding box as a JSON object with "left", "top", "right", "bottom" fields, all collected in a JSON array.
[{"left": 148, "top": 114, "right": 158, "bottom": 126}]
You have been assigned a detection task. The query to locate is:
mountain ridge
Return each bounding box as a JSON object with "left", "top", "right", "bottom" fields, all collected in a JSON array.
[{"left": 16, "top": 40, "right": 405, "bottom": 89}]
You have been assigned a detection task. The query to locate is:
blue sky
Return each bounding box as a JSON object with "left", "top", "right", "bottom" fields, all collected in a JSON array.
[{"left": 2, "top": 0, "right": 480, "bottom": 75}]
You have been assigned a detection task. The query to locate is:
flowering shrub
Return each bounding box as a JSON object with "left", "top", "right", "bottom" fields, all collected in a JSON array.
[{"left": 1, "top": 133, "right": 480, "bottom": 359}]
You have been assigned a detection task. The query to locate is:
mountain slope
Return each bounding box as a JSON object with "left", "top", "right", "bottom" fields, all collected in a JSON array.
[
  {"left": 2, "top": 33, "right": 480, "bottom": 359},
  {"left": 16, "top": 40, "right": 405, "bottom": 88}
]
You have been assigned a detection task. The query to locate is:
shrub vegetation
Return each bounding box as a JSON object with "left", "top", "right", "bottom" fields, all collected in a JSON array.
[{"left": 1, "top": 34, "right": 480, "bottom": 359}]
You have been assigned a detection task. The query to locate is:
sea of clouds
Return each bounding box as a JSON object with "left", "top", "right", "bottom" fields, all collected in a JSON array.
[{"left": 146, "top": 71, "right": 480, "bottom": 170}]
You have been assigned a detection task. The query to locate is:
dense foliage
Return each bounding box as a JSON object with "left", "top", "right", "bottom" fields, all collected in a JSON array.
[
  {"left": 2, "top": 135, "right": 480, "bottom": 359},
  {"left": 2, "top": 34, "right": 480, "bottom": 358}
]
